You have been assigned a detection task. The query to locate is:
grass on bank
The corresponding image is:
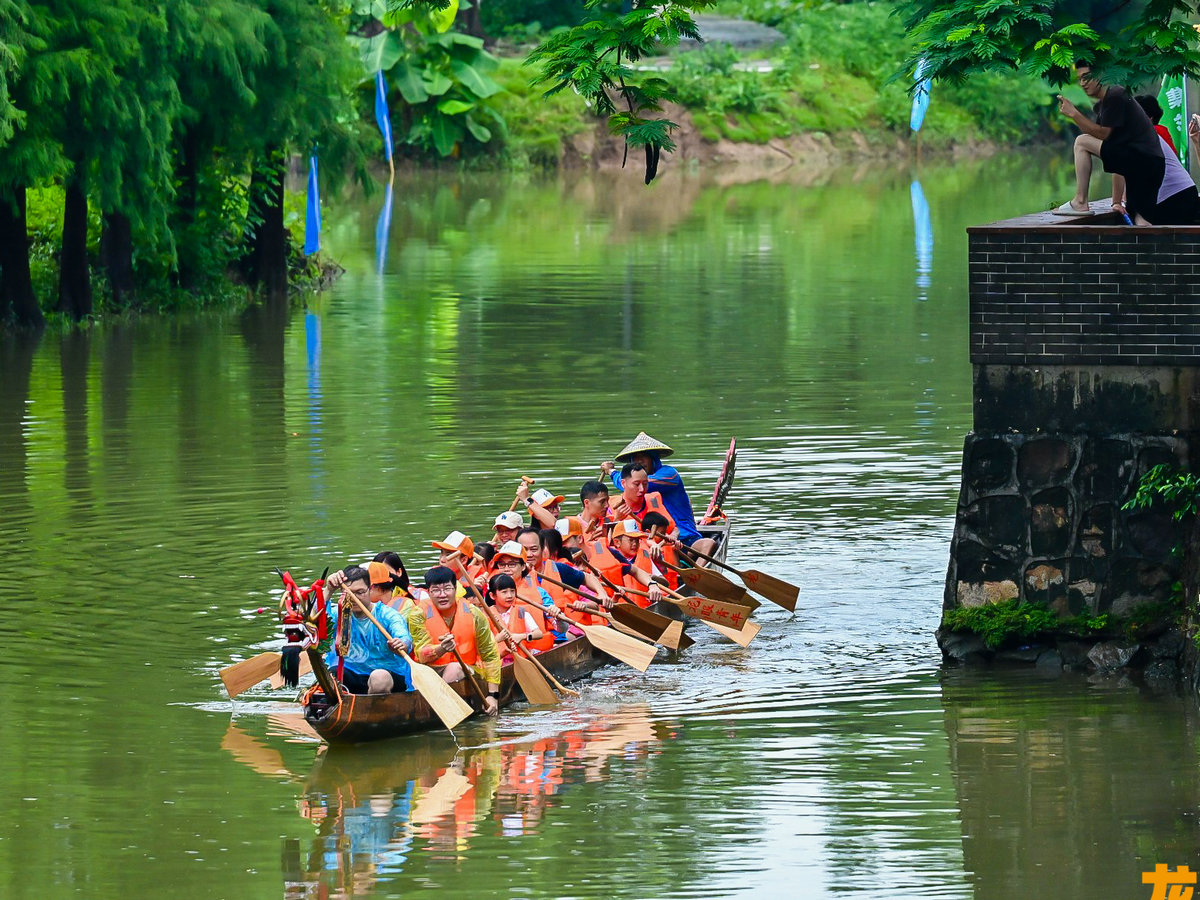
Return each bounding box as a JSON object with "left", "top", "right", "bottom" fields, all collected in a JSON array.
[{"left": 488, "top": 1, "right": 1066, "bottom": 160}]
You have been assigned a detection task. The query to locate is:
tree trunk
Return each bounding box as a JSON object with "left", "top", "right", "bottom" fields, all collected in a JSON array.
[
  {"left": 174, "top": 128, "right": 201, "bottom": 287},
  {"left": 100, "top": 211, "right": 134, "bottom": 307},
  {"left": 57, "top": 178, "right": 93, "bottom": 319},
  {"left": 462, "top": 0, "right": 487, "bottom": 42},
  {"left": 242, "top": 149, "right": 288, "bottom": 301},
  {"left": 0, "top": 187, "right": 43, "bottom": 328}
]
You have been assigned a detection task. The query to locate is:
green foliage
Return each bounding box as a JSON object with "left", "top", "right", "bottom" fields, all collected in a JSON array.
[
  {"left": 893, "top": 0, "right": 1200, "bottom": 91},
  {"left": 665, "top": 2, "right": 1057, "bottom": 145},
  {"left": 492, "top": 57, "right": 591, "bottom": 167},
  {"left": 354, "top": 3, "right": 505, "bottom": 158},
  {"left": 524, "top": 1, "right": 720, "bottom": 178},
  {"left": 481, "top": 0, "right": 587, "bottom": 36},
  {"left": 943, "top": 599, "right": 1059, "bottom": 649},
  {"left": 1124, "top": 464, "right": 1200, "bottom": 521}
]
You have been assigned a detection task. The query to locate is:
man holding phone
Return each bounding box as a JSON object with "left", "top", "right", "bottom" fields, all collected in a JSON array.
[{"left": 1055, "top": 61, "right": 1198, "bottom": 225}]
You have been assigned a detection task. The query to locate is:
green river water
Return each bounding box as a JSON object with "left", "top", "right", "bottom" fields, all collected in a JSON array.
[{"left": 2, "top": 153, "right": 1198, "bottom": 899}]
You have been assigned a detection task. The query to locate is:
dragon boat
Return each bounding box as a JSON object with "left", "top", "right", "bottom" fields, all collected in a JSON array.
[{"left": 299, "top": 439, "right": 737, "bottom": 744}]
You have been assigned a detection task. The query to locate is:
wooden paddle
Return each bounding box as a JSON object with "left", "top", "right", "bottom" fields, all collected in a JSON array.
[
  {"left": 508, "top": 475, "right": 535, "bottom": 511},
  {"left": 676, "top": 542, "right": 800, "bottom": 612},
  {"left": 538, "top": 570, "right": 689, "bottom": 651},
  {"left": 221, "top": 651, "right": 283, "bottom": 699},
  {"left": 449, "top": 644, "right": 489, "bottom": 705},
  {"left": 511, "top": 635, "right": 575, "bottom": 701},
  {"left": 578, "top": 555, "right": 755, "bottom": 647},
  {"left": 447, "top": 556, "right": 561, "bottom": 705},
  {"left": 659, "top": 559, "right": 759, "bottom": 608},
  {"left": 343, "top": 590, "right": 473, "bottom": 732},
  {"left": 511, "top": 573, "right": 657, "bottom": 671}
]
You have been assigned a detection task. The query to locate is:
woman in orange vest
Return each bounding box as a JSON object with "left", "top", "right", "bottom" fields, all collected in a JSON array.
[
  {"left": 485, "top": 573, "right": 544, "bottom": 661},
  {"left": 536, "top": 527, "right": 610, "bottom": 627},
  {"left": 490, "top": 542, "right": 558, "bottom": 651}
]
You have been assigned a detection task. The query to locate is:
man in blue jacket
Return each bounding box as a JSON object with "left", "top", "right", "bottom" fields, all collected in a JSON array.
[
  {"left": 601, "top": 432, "right": 717, "bottom": 559},
  {"left": 323, "top": 562, "right": 413, "bottom": 694}
]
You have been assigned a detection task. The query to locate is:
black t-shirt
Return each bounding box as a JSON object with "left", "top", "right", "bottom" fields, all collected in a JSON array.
[
  {"left": 1095, "top": 86, "right": 1160, "bottom": 157},
  {"left": 553, "top": 561, "right": 587, "bottom": 588}
]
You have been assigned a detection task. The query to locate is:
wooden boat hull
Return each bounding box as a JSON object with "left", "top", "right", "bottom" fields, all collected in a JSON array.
[{"left": 303, "top": 636, "right": 608, "bottom": 744}]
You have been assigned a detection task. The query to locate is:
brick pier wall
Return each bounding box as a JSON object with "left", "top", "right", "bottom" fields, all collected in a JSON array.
[{"left": 945, "top": 211, "right": 1200, "bottom": 621}]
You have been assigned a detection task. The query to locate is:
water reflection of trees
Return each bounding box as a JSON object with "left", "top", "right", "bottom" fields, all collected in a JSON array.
[{"left": 941, "top": 668, "right": 1200, "bottom": 899}]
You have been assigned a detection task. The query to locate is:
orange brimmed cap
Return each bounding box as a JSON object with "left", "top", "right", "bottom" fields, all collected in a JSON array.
[
  {"left": 555, "top": 516, "right": 585, "bottom": 538},
  {"left": 367, "top": 561, "right": 396, "bottom": 586},
  {"left": 492, "top": 540, "right": 527, "bottom": 564},
  {"left": 611, "top": 519, "right": 645, "bottom": 540},
  {"left": 532, "top": 488, "right": 565, "bottom": 507},
  {"left": 432, "top": 530, "right": 474, "bottom": 557}
]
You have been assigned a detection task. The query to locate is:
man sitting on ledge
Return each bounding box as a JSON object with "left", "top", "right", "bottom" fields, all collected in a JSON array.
[{"left": 1054, "top": 60, "right": 1198, "bottom": 225}]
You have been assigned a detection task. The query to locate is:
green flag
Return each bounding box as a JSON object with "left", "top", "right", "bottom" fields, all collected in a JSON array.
[{"left": 1157, "top": 74, "right": 1188, "bottom": 168}]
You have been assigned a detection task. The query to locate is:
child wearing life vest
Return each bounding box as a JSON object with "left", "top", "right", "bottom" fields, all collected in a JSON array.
[{"left": 486, "top": 573, "right": 544, "bottom": 661}]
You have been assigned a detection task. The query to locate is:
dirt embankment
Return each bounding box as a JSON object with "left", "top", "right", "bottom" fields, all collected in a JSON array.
[{"left": 561, "top": 102, "right": 1001, "bottom": 175}]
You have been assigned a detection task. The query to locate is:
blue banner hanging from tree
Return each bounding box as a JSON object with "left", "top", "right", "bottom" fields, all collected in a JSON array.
[
  {"left": 910, "top": 59, "right": 931, "bottom": 133},
  {"left": 304, "top": 153, "right": 320, "bottom": 256},
  {"left": 375, "top": 70, "right": 394, "bottom": 165}
]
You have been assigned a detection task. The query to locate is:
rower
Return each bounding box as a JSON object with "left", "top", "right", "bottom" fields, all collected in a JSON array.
[
  {"left": 639, "top": 511, "right": 680, "bottom": 591},
  {"left": 490, "top": 540, "right": 561, "bottom": 649},
  {"left": 430, "top": 530, "right": 485, "bottom": 600},
  {"left": 407, "top": 566, "right": 501, "bottom": 716},
  {"left": 601, "top": 431, "right": 718, "bottom": 559},
  {"left": 521, "top": 526, "right": 610, "bottom": 627},
  {"left": 485, "top": 572, "right": 544, "bottom": 661},
  {"left": 490, "top": 511, "right": 524, "bottom": 549},
  {"left": 608, "top": 462, "right": 679, "bottom": 542},
  {"left": 373, "top": 550, "right": 426, "bottom": 612},
  {"left": 582, "top": 519, "right": 667, "bottom": 609},
  {"left": 516, "top": 483, "right": 566, "bottom": 530},
  {"left": 323, "top": 563, "right": 414, "bottom": 694},
  {"left": 555, "top": 515, "right": 587, "bottom": 558},
  {"left": 578, "top": 479, "right": 615, "bottom": 540}
]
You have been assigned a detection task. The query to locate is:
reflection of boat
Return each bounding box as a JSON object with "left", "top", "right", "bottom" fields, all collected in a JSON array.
[
  {"left": 281, "top": 706, "right": 663, "bottom": 895},
  {"left": 302, "top": 635, "right": 608, "bottom": 744}
]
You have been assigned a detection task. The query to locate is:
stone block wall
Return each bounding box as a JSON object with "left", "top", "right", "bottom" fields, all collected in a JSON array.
[
  {"left": 945, "top": 213, "right": 1200, "bottom": 622},
  {"left": 946, "top": 431, "right": 1187, "bottom": 615}
]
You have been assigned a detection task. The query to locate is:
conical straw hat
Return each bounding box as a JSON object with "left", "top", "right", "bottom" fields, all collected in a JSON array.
[{"left": 615, "top": 431, "right": 674, "bottom": 462}]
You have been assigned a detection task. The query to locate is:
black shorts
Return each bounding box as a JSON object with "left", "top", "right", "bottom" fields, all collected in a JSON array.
[
  {"left": 341, "top": 669, "right": 408, "bottom": 694},
  {"left": 1101, "top": 142, "right": 1165, "bottom": 219},
  {"left": 1144, "top": 186, "right": 1200, "bottom": 225}
]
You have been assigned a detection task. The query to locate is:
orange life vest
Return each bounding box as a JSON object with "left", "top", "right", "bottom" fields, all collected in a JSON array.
[
  {"left": 639, "top": 494, "right": 680, "bottom": 588},
  {"left": 422, "top": 600, "right": 480, "bottom": 667},
  {"left": 489, "top": 602, "right": 533, "bottom": 657},
  {"left": 514, "top": 573, "right": 555, "bottom": 651},
  {"left": 583, "top": 539, "right": 626, "bottom": 596},
  {"left": 541, "top": 560, "right": 606, "bottom": 627}
]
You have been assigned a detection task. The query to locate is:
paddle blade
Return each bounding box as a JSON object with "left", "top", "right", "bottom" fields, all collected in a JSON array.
[
  {"left": 673, "top": 567, "right": 758, "bottom": 608},
  {"left": 581, "top": 624, "right": 658, "bottom": 672},
  {"left": 668, "top": 594, "right": 756, "bottom": 630},
  {"left": 513, "top": 653, "right": 559, "bottom": 706},
  {"left": 408, "top": 659, "right": 474, "bottom": 731},
  {"left": 704, "top": 619, "right": 761, "bottom": 647},
  {"left": 742, "top": 569, "right": 800, "bottom": 612},
  {"left": 220, "top": 651, "right": 281, "bottom": 698},
  {"left": 610, "top": 603, "right": 688, "bottom": 650}
]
